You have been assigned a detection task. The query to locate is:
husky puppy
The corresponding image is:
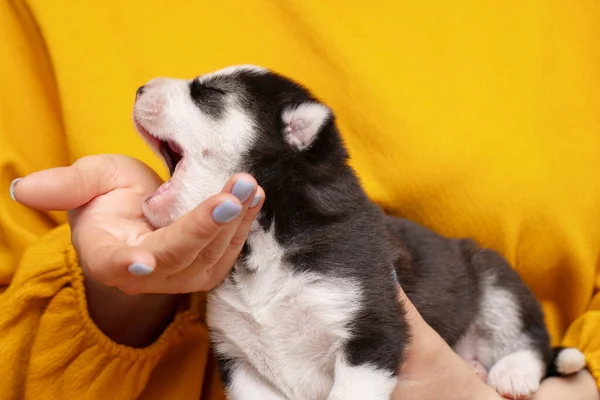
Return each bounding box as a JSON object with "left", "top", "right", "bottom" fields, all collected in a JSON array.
[{"left": 133, "top": 65, "right": 586, "bottom": 400}]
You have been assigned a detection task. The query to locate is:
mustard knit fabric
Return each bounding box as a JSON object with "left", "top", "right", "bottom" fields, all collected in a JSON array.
[{"left": 1, "top": 1, "right": 598, "bottom": 398}]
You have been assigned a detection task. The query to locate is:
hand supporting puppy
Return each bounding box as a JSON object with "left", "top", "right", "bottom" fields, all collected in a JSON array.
[
  {"left": 12, "top": 154, "right": 264, "bottom": 346},
  {"left": 393, "top": 286, "right": 599, "bottom": 400},
  {"left": 533, "top": 371, "right": 599, "bottom": 400},
  {"left": 392, "top": 286, "right": 504, "bottom": 400}
]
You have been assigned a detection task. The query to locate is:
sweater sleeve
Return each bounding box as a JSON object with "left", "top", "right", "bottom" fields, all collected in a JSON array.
[
  {"left": 0, "top": 224, "right": 222, "bottom": 400},
  {"left": 562, "top": 278, "right": 600, "bottom": 391}
]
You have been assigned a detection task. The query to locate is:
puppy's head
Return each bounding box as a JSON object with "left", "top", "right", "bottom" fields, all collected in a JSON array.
[{"left": 133, "top": 65, "right": 340, "bottom": 228}]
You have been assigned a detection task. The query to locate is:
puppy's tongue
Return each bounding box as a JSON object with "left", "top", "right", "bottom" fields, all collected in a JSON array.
[
  {"left": 145, "top": 178, "right": 174, "bottom": 210},
  {"left": 168, "top": 140, "right": 183, "bottom": 154},
  {"left": 154, "top": 179, "right": 173, "bottom": 196},
  {"left": 147, "top": 160, "right": 184, "bottom": 202}
]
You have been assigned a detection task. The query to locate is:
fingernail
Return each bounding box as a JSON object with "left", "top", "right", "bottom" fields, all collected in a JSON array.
[
  {"left": 250, "top": 193, "right": 261, "bottom": 207},
  {"left": 212, "top": 199, "right": 243, "bottom": 223},
  {"left": 128, "top": 262, "right": 154, "bottom": 276},
  {"left": 9, "top": 178, "right": 22, "bottom": 202},
  {"left": 231, "top": 179, "right": 255, "bottom": 203}
]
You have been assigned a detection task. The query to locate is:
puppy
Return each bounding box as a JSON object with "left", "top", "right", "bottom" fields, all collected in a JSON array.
[{"left": 132, "top": 65, "right": 586, "bottom": 400}]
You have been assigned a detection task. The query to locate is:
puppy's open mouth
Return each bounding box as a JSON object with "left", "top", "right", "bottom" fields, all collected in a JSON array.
[
  {"left": 159, "top": 140, "right": 183, "bottom": 176},
  {"left": 133, "top": 119, "right": 188, "bottom": 214},
  {"left": 134, "top": 120, "right": 184, "bottom": 177}
]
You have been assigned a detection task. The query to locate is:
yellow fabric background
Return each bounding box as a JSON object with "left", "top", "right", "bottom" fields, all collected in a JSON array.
[{"left": 1, "top": 0, "right": 598, "bottom": 398}]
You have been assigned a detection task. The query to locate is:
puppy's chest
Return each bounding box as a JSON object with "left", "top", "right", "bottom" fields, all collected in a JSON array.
[{"left": 206, "top": 261, "right": 361, "bottom": 399}]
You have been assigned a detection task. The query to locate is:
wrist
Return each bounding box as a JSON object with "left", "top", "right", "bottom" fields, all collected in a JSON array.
[{"left": 83, "top": 268, "right": 183, "bottom": 347}]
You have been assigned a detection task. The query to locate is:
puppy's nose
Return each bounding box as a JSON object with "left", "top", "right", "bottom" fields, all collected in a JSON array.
[{"left": 136, "top": 86, "right": 145, "bottom": 99}]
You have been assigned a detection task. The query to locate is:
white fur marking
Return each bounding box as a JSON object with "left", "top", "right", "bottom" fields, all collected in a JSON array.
[
  {"left": 207, "top": 224, "right": 363, "bottom": 400},
  {"left": 327, "top": 356, "right": 396, "bottom": 400},
  {"left": 487, "top": 350, "right": 545, "bottom": 399},
  {"left": 227, "top": 362, "right": 286, "bottom": 400},
  {"left": 555, "top": 348, "right": 586, "bottom": 375},
  {"left": 471, "top": 277, "right": 532, "bottom": 369},
  {"left": 282, "top": 102, "right": 331, "bottom": 151}
]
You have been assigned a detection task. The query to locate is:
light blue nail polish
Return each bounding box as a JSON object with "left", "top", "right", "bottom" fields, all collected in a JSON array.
[
  {"left": 250, "top": 193, "right": 261, "bottom": 207},
  {"left": 213, "top": 199, "right": 243, "bottom": 223},
  {"left": 9, "top": 178, "right": 22, "bottom": 202},
  {"left": 128, "top": 262, "right": 154, "bottom": 276},
  {"left": 231, "top": 179, "right": 255, "bottom": 203}
]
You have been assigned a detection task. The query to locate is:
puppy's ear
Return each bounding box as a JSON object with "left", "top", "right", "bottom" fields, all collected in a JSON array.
[{"left": 282, "top": 102, "right": 331, "bottom": 151}]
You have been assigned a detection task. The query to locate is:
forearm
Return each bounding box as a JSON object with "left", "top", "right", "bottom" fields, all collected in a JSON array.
[{"left": 83, "top": 269, "right": 183, "bottom": 347}]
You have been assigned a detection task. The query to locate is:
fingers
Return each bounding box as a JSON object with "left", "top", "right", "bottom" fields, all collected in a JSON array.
[
  {"left": 140, "top": 174, "right": 262, "bottom": 277},
  {"left": 126, "top": 174, "right": 264, "bottom": 293},
  {"left": 392, "top": 286, "right": 497, "bottom": 400},
  {"left": 395, "top": 284, "right": 450, "bottom": 361},
  {"left": 12, "top": 155, "right": 161, "bottom": 211},
  {"left": 226, "top": 184, "right": 264, "bottom": 250},
  {"left": 140, "top": 193, "right": 240, "bottom": 275},
  {"left": 73, "top": 171, "right": 263, "bottom": 294},
  {"left": 166, "top": 184, "right": 265, "bottom": 291},
  {"left": 192, "top": 175, "right": 261, "bottom": 270},
  {"left": 396, "top": 284, "right": 425, "bottom": 327}
]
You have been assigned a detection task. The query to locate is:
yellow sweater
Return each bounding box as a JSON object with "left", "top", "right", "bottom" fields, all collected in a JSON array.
[{"left": 1, "top": 1, "right": 599, "bottom": 398}]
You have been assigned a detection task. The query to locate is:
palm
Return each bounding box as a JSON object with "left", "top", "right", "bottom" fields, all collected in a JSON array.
[{"left": 68, "top": 156, "right": 165, "bottom": 260}]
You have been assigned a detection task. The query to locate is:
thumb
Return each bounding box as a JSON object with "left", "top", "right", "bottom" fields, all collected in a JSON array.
[
  {"left": 12, "top": 155, "right": 151, "bottom": 211},
  {"left": 396, "top": 284, "right": 450, "bottom": 359},
  {"left": 396, "top": 284, "right": 427, "bottom": 328}
]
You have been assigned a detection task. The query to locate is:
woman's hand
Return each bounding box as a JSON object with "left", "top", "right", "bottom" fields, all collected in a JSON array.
[
  {"left": 393, "top": 286, "right": 503, "bottom": 400},
  {"left": 12, "top": 154, "right": 264, "bottom": 346},
  {"left": 13, "top": 154, "right": 263, "bottom": 294},
  {"left": 533, "top": 370, "right": 599, "bottom": 400},
  {"left": 392, "top": 286, "right": 599, "bottom": 400}
]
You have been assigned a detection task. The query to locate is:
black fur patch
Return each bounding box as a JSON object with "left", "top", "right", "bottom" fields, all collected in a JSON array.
[
  {"left": 189, "top": 78, "right": 227, "bottom": 119},
  {"left": 214, "top": 352, "right": 234, "bottom": 389},
  {"left": 212, "top": 70, "right": 410, "bottom": 374},
  {"left": 199, "top": 68, "right": 557, "bottom": 386}
]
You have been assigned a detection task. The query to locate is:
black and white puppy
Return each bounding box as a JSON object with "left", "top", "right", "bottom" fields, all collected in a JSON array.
[{"left": 132, "top": 65, "right": 586, "bottom": 400}]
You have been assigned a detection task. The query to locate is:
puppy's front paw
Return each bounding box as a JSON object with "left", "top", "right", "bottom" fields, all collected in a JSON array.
[{"left": 487, "top": 350, "right": 545, "bottom": 400}]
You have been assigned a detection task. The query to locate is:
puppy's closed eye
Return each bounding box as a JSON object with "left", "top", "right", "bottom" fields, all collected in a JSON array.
[{"left": 190, "top": 80, "right": 226, "bottom": 97}]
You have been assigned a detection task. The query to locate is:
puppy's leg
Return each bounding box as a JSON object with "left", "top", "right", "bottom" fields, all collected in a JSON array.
[
  {"left": 327, "top": 355, "right": 397, "bottom": 400},
  {"left": 224, "top": 361, "right": 286, "bottom": 400},
  {"left": 473, "top": 284, "right": 547, "bottom": 400},
  {"left": 462, "top": 247, "right": 553, "bottom": 400}
]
